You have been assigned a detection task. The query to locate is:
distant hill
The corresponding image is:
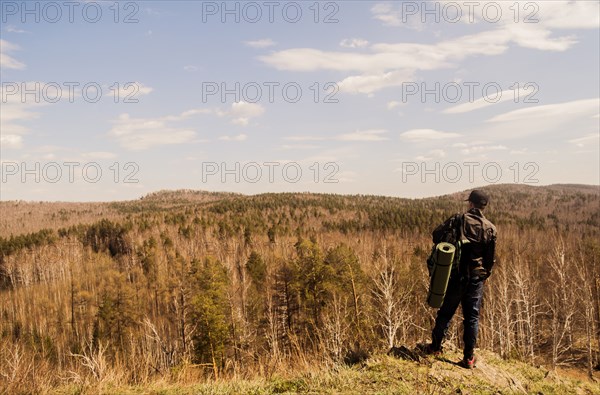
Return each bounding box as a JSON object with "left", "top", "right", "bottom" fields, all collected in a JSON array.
[
  {"left": 140, "top": 189, "right": 241, "bottom": 203},
  {"left": 1, "top": 183, "right": 598, "bottom": 236}
]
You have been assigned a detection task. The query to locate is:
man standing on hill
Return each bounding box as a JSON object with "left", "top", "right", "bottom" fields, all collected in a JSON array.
[{"left": 425, "top": 189, "right": 497, "bottom": 369}]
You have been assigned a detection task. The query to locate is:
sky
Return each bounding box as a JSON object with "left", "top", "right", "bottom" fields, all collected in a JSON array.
[{"left": 0, "top": 0, "right": 599, "bottom": 201}]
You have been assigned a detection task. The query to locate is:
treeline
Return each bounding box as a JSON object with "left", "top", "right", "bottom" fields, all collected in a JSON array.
[{"left": 0, "top": 229, "right": 56, "bottom": 259}]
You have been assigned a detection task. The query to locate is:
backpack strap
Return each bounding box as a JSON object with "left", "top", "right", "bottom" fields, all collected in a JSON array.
[
  {"left": 457, "top": 214, "right": 466, "bottom": 242},
  {"left": 453, "top": 214, "right": 470, "bottom": 275}
]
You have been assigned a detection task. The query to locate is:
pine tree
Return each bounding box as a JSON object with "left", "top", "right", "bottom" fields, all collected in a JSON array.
[{"left": 190, "top": 257, "right": 231, "bottom": 378}]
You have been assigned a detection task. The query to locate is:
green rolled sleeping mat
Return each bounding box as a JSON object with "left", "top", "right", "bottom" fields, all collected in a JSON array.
[{"left": 427, "top": 242, "right": 456, "bottom": 308}]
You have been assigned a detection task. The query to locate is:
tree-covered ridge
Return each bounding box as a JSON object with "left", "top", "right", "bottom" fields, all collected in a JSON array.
[{"left": 2, "top": 184, "right": 597, "bottom": 236}]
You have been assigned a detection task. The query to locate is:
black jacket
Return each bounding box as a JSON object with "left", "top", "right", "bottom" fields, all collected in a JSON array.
[{"left": 432, "top": 208, "right": 497, "bottom": 279}]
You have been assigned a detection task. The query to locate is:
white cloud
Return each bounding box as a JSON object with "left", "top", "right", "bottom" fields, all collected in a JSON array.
[
  {"left": 284, "top": 130, "right": 389, "bottom": 142},
  {"left": 370, "top": 3, "right": 402, "bottom": 26},
  {"left": 429, "top": 149, "right": 446, "bottom": 158},
  {"left": 244, "top": 39, "right": 276, "bottom": 48},
  {"left": 413, "top": 149, "right": 446, "bottom": 162},
  {"left": 505, "top": 24, "right": 576, "bottom": 52},
  {"left": 340, "top": 38, "right": 369, "bottom": 48},
  {"left": 183, "top": 65, "right": 198, "bottom": 72},
  {"left": 436, "top": 1, "right": 599, "bottom": 30},
  {"left": 569, "top": 134, "right": 599, "bottom": 148},
  {"left": 231, "top": 102, "right": 265, "bottom": 118},
  {"left": 460, "top": 145, "right": 507, "bottom": 155},
  {"left": 400, "top": 129, "right": 462, "bottom": 141},
  {"left": 538, "top": 1, "right": 600, "bottom": 29},
  {"left": 179, "top": 109, "right": 213, "bottom": 118},
  {"left": 220, "top": 101, "right": 265, "bottom": 126},
  {"left": 107, "top": 82, "right": 153, "bottom": 100},
  {"left": 336, "top": 129, "right": 389, "bottom": 142},
  {"left": 5, "top": 26, "right": 28, "bottom": 34},
  {"left": 414, "top": 149, "right": 446, "bottom": 162},
  {"left": 272, "top": 21, "right": 549, "bottom": 73},
  {"left": 0, "top": 84, "right": 46, "bottom": 148},
  {"left": 0, "top": 102, "right": 41, "bottom": 127},
  {"left": 443, "top": 86, "right": 536, "bottom": 114},
  {"left": 231, "top": 118, "right": 249, "bottom": 126},
  {"left": 488, "top": 98, "right": 600, "bottom": 123},
  {"left": 259, "top": 29, "right": 515, "bottom": 77},
  {"left": 336, "top": 170, "right": 358, "bottom": 183},
  {"left": 0, "top": 134, "right": 23, "bottom": 149},
  {"left": 372, "top": 2, "right": 429, "bottom": 31},
  {"left": 387, "top": 101, "right": 403, "bottom": 110},
  {"left": 338, "top": 70, "right": 414, "bottom": 95},
  {"left": 219, "top": 134, "right": 248, "bottom": 141},
  {"left": 261, "top": 1, "right": 597, "bottom": 86},
  {"left": 475, "top": 98, "right": 599, "bottom": 140},
  {"left": 108, "top": 110, "right": 209, "bottom": 150},
  {"left": 436, "top": 1, "right": 598, "bottom": 51},
  {"left": 260, "top": 46, "right": 438, "bottom": 73},
  {"left": 0, "top": 39, "right": 25, "bottom": 70}
]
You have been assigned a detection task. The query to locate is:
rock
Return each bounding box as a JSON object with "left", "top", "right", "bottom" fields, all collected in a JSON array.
[{"left": 388, "top": 345, "right": 422, "bottom": 362}]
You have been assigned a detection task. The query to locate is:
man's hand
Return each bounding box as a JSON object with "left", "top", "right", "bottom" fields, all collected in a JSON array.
[{"left": 471, "top": 267, "right": 490, "bottom": 281}]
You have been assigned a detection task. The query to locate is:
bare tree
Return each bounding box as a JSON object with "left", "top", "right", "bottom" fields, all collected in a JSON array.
[
  {"left": 547, "top": 241, "right": 576, "bottom": 369},
  {"left": 371, "top": 250, "right": 412, "bottom": 349},
  {"left": 321, "top": 294, "right": 350, "bottom": 362}
]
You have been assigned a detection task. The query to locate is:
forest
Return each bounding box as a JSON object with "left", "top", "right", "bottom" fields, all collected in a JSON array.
[{"left": 0, "top": 184, "right": 599, "bottom": 393}]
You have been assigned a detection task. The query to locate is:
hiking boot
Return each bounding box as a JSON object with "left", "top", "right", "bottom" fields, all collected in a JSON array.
[{"left": 458, "top": 355, "right": 477, "bottom": 369}]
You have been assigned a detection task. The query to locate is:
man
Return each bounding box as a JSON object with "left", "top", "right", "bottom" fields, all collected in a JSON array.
[{"left": 425, "top": 189, "right": 497, "bottom": 369}]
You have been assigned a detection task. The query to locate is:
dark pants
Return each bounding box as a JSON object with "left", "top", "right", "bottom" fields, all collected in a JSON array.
[{"left": 431, "top": 272, "right": 484, "bottom": 359}]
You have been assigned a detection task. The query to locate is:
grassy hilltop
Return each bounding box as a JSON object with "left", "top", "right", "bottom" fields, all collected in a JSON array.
[
  {"left": 0, "top": 184, "right": 599, "bottom": 394},
  {"left": 52, "top": 347, "right": 600, "bottom": 394}
]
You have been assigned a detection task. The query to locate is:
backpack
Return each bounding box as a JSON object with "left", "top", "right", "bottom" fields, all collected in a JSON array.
[{"left": 426, "top": 214, "right": 470, "bottom": 276}]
